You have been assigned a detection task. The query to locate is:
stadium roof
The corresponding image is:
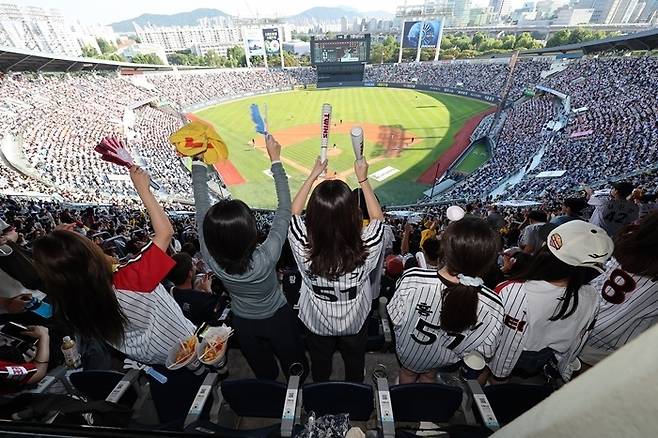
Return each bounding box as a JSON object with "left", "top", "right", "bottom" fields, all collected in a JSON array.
[
  {"left": 0, "top": 46, "right": 174, "bottom": 73},
  {"left": 522, "top": 28, "right": 658, "bottom": 55}
]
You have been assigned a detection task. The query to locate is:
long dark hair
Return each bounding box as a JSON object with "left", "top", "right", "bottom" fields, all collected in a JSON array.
[
  {"left": 32, "top": 231, "right": 128, "bottom": 345},
  {"left": 203, "top": 199, "right": 257, "bottom": 275},
  {"left": 513, "top": 245, "right": 599, "bottom": 321},
  {"left": 439, "top": 217, "right": 500, "bottom": 332},
  {"left": 306, "top": 180, "right": 367, "bottom": 279},
  {"left": 614, "top": 211, "right": 658, "bottom": 280}
]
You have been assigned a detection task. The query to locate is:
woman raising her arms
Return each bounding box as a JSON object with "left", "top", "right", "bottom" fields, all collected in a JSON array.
[
  {"left": 288, "top": 157, "right": 386, "bottom": 382},
  {"left": 191, "top": 134, "right": 307, "bottom": 380},
  {"left": 33, "top": 164, "right": 195, "bottom": 365}
]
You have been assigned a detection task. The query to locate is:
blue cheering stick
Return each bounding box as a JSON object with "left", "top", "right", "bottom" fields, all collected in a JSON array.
[{"left": 250, "top": 103, "right": 268, "bottom": 135}]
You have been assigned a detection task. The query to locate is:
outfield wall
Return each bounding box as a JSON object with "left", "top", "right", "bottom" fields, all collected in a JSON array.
[
  {"left": 318, "top": 81, "right": 501, "bottom": 104},
  {"left": 182, "top": 81, "right": 501, "bottom": 114}
]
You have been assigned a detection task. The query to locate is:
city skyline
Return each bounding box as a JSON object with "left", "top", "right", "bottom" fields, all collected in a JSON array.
[{"left": 11, "top": 0, "right": 528, "bottom": 25}]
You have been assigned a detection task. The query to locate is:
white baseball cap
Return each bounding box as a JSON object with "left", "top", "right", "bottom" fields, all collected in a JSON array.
[
  {"left": 0, "top": 219, "right": 9, "bottom": 233},
  {"left": 547, "top": 220, "right": 613, "bottom": 272}
]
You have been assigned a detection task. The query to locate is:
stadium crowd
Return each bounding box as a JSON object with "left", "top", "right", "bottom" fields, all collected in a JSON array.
[
  {"left": 148, "top": 68, "right": 317, "bottom": 109},
  {"left": 435, "top": 56, "right": 658, "bottom": 203},
  {"left": 2, "top": 142, "right": 656, "bottom": 382},
  {"left": 0, "top": 68, "right": 316, "bottom": 205},
  {"left": 447, "top": 95, "right": 557, "bottom": 200},
  {"left": 1, "top": 55, "right": 658, "bottom": 433},
  {"left": 364, "top": 59, "right": 549, "bottom": 100}
]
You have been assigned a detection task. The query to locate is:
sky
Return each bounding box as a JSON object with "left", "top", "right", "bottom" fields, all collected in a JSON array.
[{"left": 12, "top": 0, "right": 527, "bottom": 25}]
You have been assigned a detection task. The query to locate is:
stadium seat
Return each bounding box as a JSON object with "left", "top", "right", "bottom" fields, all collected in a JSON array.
[
  {"left": 395, "top": 425, "right": 493, "bottom": 438},
  {"left": 482, "top": 384, "right": 553, "bottom": 425},
  {"left": 221, "top": 379, "right": 287, "bottom": 418},
  {"left": 146, "top": 365, "right": 208, "bottom": 426},
  {"left": 302, "top": 382, "right": 374, "bottom": 421},
  {"left": 184, "top": 377, "right": 295, "bottom": 437},
  {"left": 69, "top": 370, "right": 137, "bottom": 406},
  {"left": 389, "top": 383, "right": 463, "bottom": 423}
]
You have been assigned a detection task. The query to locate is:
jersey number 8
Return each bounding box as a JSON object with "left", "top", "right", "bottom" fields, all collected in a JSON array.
[{"left": 602, "top": 269, "right": 637, "bottom": 305}]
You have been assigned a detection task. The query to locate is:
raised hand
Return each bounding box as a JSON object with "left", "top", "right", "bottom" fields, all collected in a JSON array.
[
  {"left": 129, "top": 165, "right": 151, "bottom": 193},
  {"left": 310, "top": 157, "right": 328, "bottom": 181},
  {"left": 354, "top": 157, "right": 369, "bottom": 182},
  {"left": 265, "top": 134, "right": 281, "bottom": 162}
]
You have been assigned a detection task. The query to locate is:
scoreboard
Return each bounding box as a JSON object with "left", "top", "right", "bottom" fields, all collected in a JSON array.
[{"left": 311, "top": 35, "right": 371, "bottom": 65}]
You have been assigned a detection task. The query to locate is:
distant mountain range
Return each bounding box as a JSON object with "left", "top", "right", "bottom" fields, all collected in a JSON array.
[
  {"left": 110, "top": 8, "right": 230, "bottom": 33},
  {"left": 110, "top": 6, "right": 394, "bottom": 33},
  {"left": 288, "top": 6, "right": 394, "bottom": 22}
]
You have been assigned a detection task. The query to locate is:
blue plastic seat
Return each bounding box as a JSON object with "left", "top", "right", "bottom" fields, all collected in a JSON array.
[
  {"left": 147, "top": 365, "right": 208, "bottom": 425},
  {"left": 69, "top": 370, "right": 137, "bottom": 406},
  {"left": 184, "top": 379, "right": 288, "bottom": 437},
  {"left": 303, "top": 382, "right": 374, "bottom": 421},
  {"left": 389, "top": 383, "right": 463, "bottom": 423},
  {"left": 221, "top": 379, "right": 287, "bottom": 418},
  {"left": 483, "top": 384, "right": 553, "bottom": 425}
]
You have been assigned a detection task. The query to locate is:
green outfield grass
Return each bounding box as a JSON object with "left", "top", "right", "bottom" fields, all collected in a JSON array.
[
  {"left": 454, "top": 140, "right": 490, "bottom": 174},
  {"left": 194, "top": 88, "right": 491, "bottom": 209}
]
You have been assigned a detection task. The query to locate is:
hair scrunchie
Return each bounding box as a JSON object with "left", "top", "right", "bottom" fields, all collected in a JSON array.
[{"left": 457, "top": 274, "right": 484, "bottom": 288}]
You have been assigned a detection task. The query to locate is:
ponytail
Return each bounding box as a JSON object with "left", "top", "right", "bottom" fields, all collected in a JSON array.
[
  {"left": 440, "top": 284, "right": 479, "bottom": 332},
  {"left": 437, "top": 217, "right": 500, "bottom": 332}
]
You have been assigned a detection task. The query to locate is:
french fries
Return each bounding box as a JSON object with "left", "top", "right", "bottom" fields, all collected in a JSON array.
[
  {"left": 200, "top": 340, "right": 225, "bottom": 362},
  {"left": 174, "top": 336, "right": 197, "bottom": 364}
]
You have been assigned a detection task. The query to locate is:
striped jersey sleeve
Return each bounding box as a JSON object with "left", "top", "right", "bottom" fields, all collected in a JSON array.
[
  {"left": 487, "top": 281, "right": 529, "bottom": 379},
  {"left": 288, "top": 215, "right": 308, "bottom": 269},
  {"left": 362, "top": 220, "right": 386, "bottom": 273}
]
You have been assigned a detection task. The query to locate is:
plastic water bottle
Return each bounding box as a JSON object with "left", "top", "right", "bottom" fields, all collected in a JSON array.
[{"left": 61, "top": 336, "right": 81, "bottom": 369}]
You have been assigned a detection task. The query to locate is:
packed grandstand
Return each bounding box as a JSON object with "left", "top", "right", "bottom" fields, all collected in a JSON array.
[{"left": 1, "top": 32, "right": 658, "bottom": 437}]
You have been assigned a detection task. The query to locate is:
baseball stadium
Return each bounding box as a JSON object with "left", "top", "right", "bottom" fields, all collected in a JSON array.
[
  {"left": 192, "top": 88, "right": 492, "bottom": 208},
  {"left": 1, "top": 6, "right": 658, "bottom": 437}
]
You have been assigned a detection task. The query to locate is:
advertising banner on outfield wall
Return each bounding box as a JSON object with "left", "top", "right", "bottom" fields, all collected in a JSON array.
[
  {"left": 402, "top": 20, "right": 442, "bottom": 49},
  {"left": 244, "top": 28, "right": 265, "bottom": 57},
  {"left": 262, "top": 28, "right": 281, "bottom": 55}
]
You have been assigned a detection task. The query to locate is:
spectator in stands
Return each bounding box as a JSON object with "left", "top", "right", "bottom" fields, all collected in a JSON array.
[
  {"left": 487, "top": 205, "right": 506, "bottom": 231},
  {"left": 0, "top": 218, "right": 42, "bottom": 296},
  {"left": 581, "top": 211, "right": 658, "bottom": 366},
  {"left": 518, "top": 210, "right": 548, "bottom": 254},
  {"left": 488, "top": 220, "right": 614, "bottom": 382},
  {"left": 418, "top": 237, "right": 441, "bottom": 270},
  {"left": 32, "top": 166, "right": 195, "bottom": 365},
  {"left": 551, "top": 197, "right": 588, "bottom": 225},
  {"left": 288, "top": 158, "right": 385, "bottom": 382},
  {"left": 166, "top": 253, "right": 223, "bottom": 326},
  {"left": 192, "top": 134, "right": 307, "bottom": 381},
  {"left": 586, "top": 182, "right": 639, "bottom": 237},
  {"left": 388, "top": 216, "right": 503, "bottom": 384}
]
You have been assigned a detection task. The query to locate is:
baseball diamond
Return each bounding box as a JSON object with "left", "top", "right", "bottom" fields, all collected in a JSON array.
[{"left": 193, "top": 87, "right": 492, "bottom": 209}]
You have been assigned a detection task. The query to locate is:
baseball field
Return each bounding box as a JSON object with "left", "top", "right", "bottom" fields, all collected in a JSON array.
[{"left": 193, "top": 87, "right": 492, "bottom": 209}]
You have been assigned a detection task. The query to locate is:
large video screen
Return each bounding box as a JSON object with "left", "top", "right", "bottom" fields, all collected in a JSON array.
[{"left": 311, "top": 36, "right": 370, "bottom": 65}]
